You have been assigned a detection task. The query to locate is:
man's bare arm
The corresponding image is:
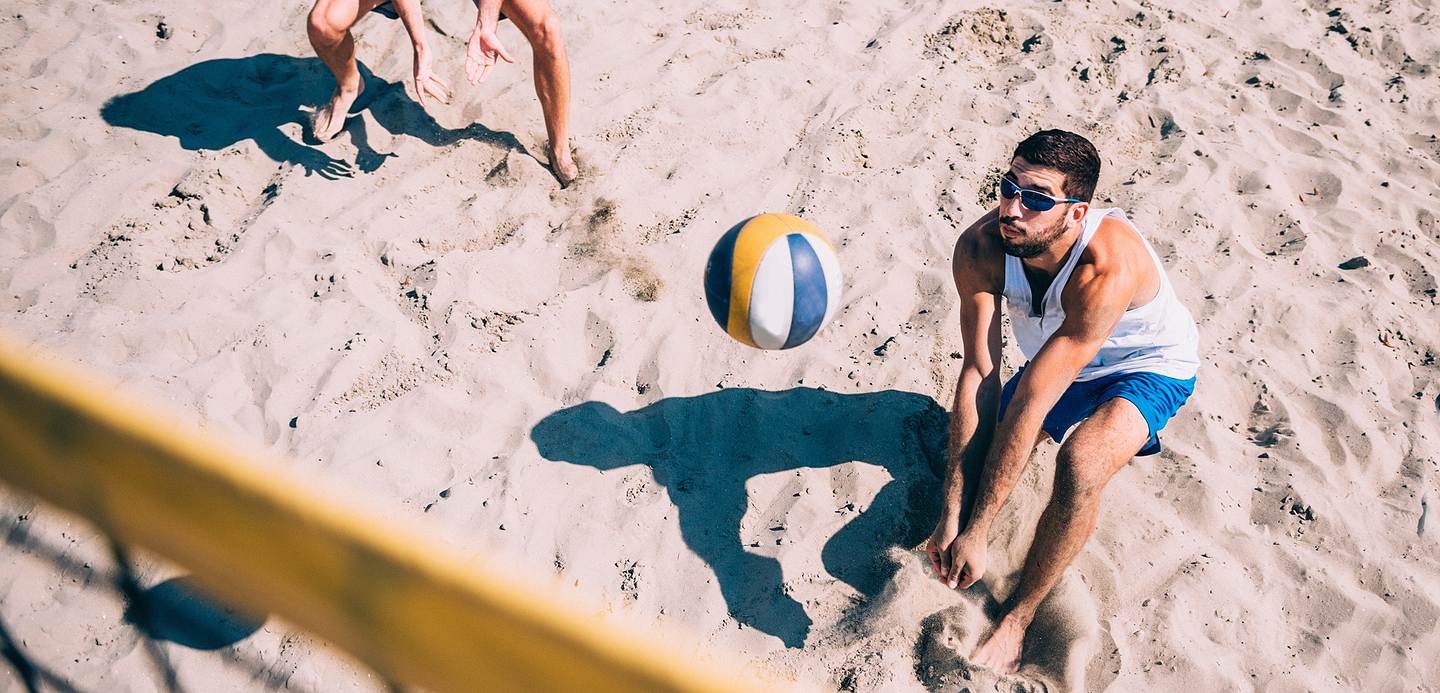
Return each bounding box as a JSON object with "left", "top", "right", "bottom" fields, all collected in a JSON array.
[
  {"left": 390, "top": 0, "right": 429, "bottom": 52},
  {"left": 942, "top": 304, "right": 1001, "bottom": 522},
  {"left": 476, "top": 0, "right": 504, "bottom": 30},
  {"left": 928, "top": 210, "right": 1004, "bottom": 582},
  {"left": 941, "top": 211, "right": 1003, "bottom": 524}
]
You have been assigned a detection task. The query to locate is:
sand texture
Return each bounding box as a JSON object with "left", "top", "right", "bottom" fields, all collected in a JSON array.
[{"left": 2, "top": 0, "right": 1439, "bottom": 690}]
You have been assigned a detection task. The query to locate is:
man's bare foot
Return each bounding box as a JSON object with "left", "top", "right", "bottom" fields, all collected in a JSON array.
[
  {"left": 970, "top": 615, "right": 1028, "bottom": 674},
  {"left": 312, "top": 80, "right": 364, "bottom": 142},
  {"left": 548, "top": 144, "right": 578, "bottom": 188}
]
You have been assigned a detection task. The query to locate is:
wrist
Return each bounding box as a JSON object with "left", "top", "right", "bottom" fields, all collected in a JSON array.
[
  {"left": 1000, "top": 607, "right": 1036, "bottom": 630},
  {"left": 939, "top": 503, "right": 964, "bottom": 525},
  {"left": 962, "top": 516, "right": 990, "bottom": 539}
]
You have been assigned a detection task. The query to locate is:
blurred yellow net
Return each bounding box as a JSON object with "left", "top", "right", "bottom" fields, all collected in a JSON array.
[{"left": 0, "top": 335, "right": 775, "bottom": 692}]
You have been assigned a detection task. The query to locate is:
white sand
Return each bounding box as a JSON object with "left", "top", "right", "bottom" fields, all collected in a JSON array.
[{"left": 2, "top": 0, "right": 1439, "bottom": 690}]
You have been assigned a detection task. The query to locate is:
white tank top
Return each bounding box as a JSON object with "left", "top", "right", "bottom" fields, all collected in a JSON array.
[{"left": 1002, "top": 208, "right": 1199, "bottom": 382}]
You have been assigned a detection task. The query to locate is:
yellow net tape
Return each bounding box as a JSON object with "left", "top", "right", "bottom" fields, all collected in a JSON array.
[{"left": 0, "top": 335, "right": 780, "bottom": 692}]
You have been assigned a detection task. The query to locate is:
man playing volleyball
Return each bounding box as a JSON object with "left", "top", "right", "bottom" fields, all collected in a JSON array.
[
  {"left": 927, "top": 130, "right": 1199, "bottom": 673},
  {"left": 306, "top": 0, "right": 578, "bottom": 186}
]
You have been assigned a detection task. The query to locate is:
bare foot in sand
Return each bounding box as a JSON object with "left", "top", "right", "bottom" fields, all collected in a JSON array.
[
  {"left": 549, "top": 144, "right": 578, "bottom": 188},
  {"left": 312, "top": 80, "right": 364, "bottom": 142},
  {"left": 971, "top": 615, "right": 1027, "bottom": 674}
]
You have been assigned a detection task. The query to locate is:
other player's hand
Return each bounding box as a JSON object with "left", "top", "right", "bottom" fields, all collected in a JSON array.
[
  {"left": 465, "top": 26, "right": 515, "bottom": 84},
  {"left": 413, "top": 48, "right": 450, "bottom": 108}
]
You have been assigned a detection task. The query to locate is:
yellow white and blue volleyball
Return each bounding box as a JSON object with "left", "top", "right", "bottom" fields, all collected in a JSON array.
[{"left": 703, "top": 213, "right": 843, "bottom": 350}]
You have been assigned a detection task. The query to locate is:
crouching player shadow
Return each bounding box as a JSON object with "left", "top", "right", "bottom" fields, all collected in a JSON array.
[
  {"left": 530, "top": 387, "right": 947, "bottom": 648},
  {"left": 100, "top": 53, "right": 528, "bottom": 178}
]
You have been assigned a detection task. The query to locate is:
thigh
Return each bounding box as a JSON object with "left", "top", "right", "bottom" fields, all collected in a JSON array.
[{"left": 1057, "top": 397, "right": 1151, "bottom": 482}]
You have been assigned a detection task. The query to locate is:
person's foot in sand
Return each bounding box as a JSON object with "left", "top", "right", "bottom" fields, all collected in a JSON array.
[
  {"left": 970, "top": 614, "right": 1027, "bottom": 674},
  {"left": 311, "top": 78, "right": 364, "bottom": 142},
  {"left": 926, "top": 130, "right": 1200, "bottom": 673},
  {"left": 547, "top": 143, "right": 578, "bottom": 188}
]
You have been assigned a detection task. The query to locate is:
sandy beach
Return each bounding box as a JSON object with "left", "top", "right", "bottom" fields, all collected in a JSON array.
[{"left": 2, "top": 0, "right": 1439, "bottom": 690}]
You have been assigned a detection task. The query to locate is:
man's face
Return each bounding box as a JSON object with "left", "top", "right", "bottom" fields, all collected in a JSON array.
[{"left": 996, "top": 157, "right": 1078, "bottom": 259}]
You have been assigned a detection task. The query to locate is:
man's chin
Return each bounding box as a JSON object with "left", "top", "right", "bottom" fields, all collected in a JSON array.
[{"left": 1000, "top": 240, "right": 1046, "bottom": 258}]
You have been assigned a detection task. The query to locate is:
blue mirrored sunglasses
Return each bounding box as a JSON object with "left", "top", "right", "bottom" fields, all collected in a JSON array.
[{"left": 998, "top": 177, "right": 1084, "bottom": 212}]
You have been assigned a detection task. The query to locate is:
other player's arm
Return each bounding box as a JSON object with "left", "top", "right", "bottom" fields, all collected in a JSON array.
[{"left": 391, "top": 0, "right": 450, "bottom": 106}]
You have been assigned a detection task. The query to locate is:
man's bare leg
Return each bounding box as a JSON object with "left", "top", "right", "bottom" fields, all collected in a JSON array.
[
  {"left": 308, "top": 0, "right": 386, "bottom": 141},
  {"left": 502, "top": 0, "right": 578, "bottom": 186},
  {"left": 970, "top": 398, "right": 1149, "bottom": 673}
]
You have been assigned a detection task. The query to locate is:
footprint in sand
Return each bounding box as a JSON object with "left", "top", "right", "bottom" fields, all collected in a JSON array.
[
  {"left": 1245, "top": 388, "right": 1294, "bottom": 450},
  {"left": 621, "top": 260, "right": 664, "bottom": 303},
  {"left": 309, "top": 271, "right": 339, "bottom": 300}
]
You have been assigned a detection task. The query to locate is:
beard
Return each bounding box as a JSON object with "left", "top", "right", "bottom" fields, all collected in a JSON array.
[{"left": 998, "top": 215, "right": 1068, "bottom": 258}]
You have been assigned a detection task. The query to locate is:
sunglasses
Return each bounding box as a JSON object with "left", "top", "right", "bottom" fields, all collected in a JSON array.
[{"left": 997, "top": 177, "right": 1083, "bottom": 212}]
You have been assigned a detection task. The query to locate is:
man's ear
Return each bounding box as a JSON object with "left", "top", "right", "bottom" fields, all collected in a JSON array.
[{"left": 1070, "top": 202, "right": 1090, "bottom": 224}]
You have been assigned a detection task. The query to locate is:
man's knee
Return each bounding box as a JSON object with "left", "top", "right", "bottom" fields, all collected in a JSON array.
[
  {"left": 528, "top": 11, "right": 565, "bottom": 53},
  {"left": 1054, "top": 445, "right": 1111, "bottom": 501},
  {"left": 307, "top": 2, "right": 352, "bottom": 44}
]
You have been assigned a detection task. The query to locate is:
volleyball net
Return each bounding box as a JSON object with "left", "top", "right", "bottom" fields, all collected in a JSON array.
[{"left": 0, "top": 335, "right": 779, "bottom": 692}]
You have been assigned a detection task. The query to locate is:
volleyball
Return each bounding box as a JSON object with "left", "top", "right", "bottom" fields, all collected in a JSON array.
[{"left": 703, "top": 213, "right": 842, "bottom": 350}]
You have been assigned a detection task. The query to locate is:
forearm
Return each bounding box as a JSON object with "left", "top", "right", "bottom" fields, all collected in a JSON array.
[
  {"left": 963, "top": 406, "right": 1045, "bottom": 535},
  {"left": 391, "top": 0, "right": 429, "bottom": 52},
  {"left": 940, "top": 369, "right": 999, "bottom": 523},
  {"left": 475, "top": 0, "right": 504, "bottom": 31},
  {"left": 963, "top": 344, "right": 1088, "bottom": 534}
]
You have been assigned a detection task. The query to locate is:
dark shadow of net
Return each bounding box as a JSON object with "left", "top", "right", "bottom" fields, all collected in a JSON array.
[
  {"left": 530, "top": 387, "right": 947, "bottom": 648},
  {"left": 0, "top": 612, "right": 82, "bottom": 693},
  {"left": 99, "top": 53, "right": 527, "bottom": 179}
]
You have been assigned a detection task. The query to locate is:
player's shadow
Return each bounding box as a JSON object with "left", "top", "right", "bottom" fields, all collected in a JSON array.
[
  {"left": 530, "top": 387, "right": 947, "bottom": 648},
  {"left": 99, "top": 53, "right": 528, "bottom": 178}
]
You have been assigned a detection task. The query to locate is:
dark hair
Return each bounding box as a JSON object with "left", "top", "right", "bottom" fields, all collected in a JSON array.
[{"left": 1012, "top": 130, "right": 1101, "bottom": 202}]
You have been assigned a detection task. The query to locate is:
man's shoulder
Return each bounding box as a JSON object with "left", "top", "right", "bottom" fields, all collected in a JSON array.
[
  {"left": 1065, "top": 212, "right": 1159, "bottom": 310},
  {"left": 1079, "top": 213, "right": 1150, "bottom": 270},
  {"left": 954, "top": 220, "right": 1003, "bottom": 262},
  {"left": 952, "top": 210, "right": 1005, "bottom": 293}
]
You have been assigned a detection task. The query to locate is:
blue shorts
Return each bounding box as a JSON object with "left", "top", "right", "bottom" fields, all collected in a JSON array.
[{"left": 997, "top": 366, "right": 1195, "bottom": 456}]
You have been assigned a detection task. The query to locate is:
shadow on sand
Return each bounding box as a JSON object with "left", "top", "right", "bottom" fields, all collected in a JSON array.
[
  {"left": 123, "top": 577, "right": 265, "bottom": 651},
  {"left": 100, "top": 53, "right": 528, "bottom": 178},
  {"left": 0, "top": 513, "right": 318, "bottom": 692},
  {"left": 531, "top": 387, "right": 948, "bottom": 648}
]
